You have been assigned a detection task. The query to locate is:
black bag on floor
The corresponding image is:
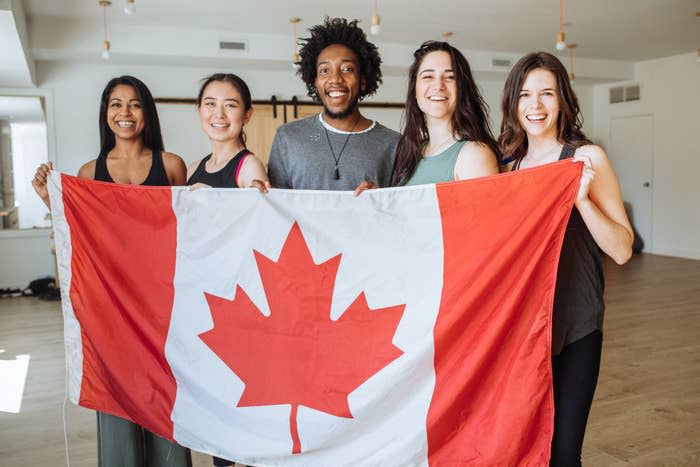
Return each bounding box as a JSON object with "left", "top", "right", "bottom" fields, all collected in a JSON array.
[{"left": 23, "top": 277, "right": 60, "bottom": 301}]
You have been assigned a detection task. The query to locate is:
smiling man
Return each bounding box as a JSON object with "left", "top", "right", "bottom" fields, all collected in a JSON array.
[{"left": 267, "top": 17, "right": 400, "bottom": 191}]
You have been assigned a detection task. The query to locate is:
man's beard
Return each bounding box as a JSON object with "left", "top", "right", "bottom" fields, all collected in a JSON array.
[{"left": 322, "top": 94, "right": 360, "bottom": 120}]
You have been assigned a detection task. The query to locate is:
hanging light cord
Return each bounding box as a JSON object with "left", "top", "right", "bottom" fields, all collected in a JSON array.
[{"left": 559, "top": 0, "right": 564, "bottom": 34}]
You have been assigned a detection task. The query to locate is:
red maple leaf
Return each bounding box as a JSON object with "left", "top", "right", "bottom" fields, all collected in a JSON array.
[{"left": 199, "top": 222, "right": 405, "bottom": 454}]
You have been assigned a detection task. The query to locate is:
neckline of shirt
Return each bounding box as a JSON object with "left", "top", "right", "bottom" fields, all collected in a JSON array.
[{"left": 318, "top": 113, "right": 376, "bottom": 135}]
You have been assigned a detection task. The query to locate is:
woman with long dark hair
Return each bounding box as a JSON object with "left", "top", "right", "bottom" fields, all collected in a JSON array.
[
  {"left": 500, "top": 52, "right": 633, "bottom": 466},
  {"left": 393, "top": 41, "right": 499, "bottom": 186},
  {"left": 186, "top": 73, "right": 268, "bottom": 192},
  {"left": 31, "top": 76, "right": 191, "bottom": 467}
]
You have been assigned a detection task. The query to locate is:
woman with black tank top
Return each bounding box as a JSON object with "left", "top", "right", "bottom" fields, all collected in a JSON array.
[
  {"left": 32, "top": 76, "right": 192, "bottom": 467},
  {"left": 187, "top": 73, "right": 268, "bottom": 195},
  {"left": 188, "top": 73, "right": 267, "bottom": 467},
  {"left": 499, "top": 53, "right": 633, "bottom": 467}
]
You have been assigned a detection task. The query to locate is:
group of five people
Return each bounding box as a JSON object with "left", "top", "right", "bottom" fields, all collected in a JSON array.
[{"left": 32, "top": 16, "right": 632, "bottom": 467}]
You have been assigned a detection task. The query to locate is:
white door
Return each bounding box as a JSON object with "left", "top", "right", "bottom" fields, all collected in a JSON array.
[{"left": 609, "top": 115, "right": 653, "bottom": 251}]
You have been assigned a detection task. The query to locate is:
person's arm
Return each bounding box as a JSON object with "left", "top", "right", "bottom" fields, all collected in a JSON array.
[
  {"left": 267, "top": 130, "right": 291, "bottom": 189},
  {"left": 237, "top": 154, "right": 270, "bottom": 193},
  {"left": 162, "top": 151, "right": 187, "bottom": 186},
  {"left": 453, "top": 142, "right": 499, "bottom": 180},
  {"left": 574, "top": 145, "right": 633, "bottom": 265},
  {"left": 32, "top": 162, "right": 54, "bottom": 208}
]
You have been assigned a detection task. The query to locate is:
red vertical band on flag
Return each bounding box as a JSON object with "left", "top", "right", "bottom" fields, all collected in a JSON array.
[
  {"left": 61, "top": 175, "right": 178, "bottom": 440},
  {"left": 427, "top": 161, "right": 582, "bottom": 466}
]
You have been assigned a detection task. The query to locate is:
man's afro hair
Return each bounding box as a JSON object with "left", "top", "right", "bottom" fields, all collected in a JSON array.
[{"left": 297, "top": 17, "right": 383, "bottom": 101}]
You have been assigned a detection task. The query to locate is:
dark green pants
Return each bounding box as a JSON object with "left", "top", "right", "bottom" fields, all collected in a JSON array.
[{"left": 97, "top": 412, "right": 192, "bottom": 467}]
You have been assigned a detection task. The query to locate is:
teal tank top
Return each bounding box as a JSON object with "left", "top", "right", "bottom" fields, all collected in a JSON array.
[{"left": 405, "top": 140, "right": 466, "bottom": 186}]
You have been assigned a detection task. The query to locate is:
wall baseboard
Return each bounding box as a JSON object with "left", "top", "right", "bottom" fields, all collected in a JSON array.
[{"left": 648, "top": 246, "right": 700, "bottom": 261}]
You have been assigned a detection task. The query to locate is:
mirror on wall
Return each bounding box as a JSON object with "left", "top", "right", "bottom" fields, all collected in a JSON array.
[{"left": 0, "top": 95, "right": 50, "bottom": 230}]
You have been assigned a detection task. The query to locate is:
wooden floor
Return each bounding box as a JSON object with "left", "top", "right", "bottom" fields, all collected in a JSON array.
[{"left": 0, "top": 253, "right": 698, "bottom": 466}]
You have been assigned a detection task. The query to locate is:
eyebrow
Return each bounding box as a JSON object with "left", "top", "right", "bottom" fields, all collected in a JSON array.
[
  {"left": 418, "top": 68, "right": 454, "bottom": 75},
  {"left": 317, "top": 59, "right": 356, "bottom": 66},
  {"left": 203, "top": 96, "right": 240, "bottom": 103},
  {"left": 520, "top": 88, "right": 556, "bottom": 92}
]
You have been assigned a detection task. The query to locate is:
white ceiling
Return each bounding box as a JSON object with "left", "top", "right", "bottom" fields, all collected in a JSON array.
[{"left": 24, "top": 0, "right": 700, "bottom": 61}]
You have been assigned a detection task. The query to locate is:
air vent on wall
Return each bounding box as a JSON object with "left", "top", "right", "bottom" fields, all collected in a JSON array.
[
  {"left": 609, "top": 87, "right": 624, "bottom": 104},
  {"left": 491, "top": 58, "right": 512, "bottom": 68},
  {"left": 609, "top": 84, "right": 641, "bottom": 104},
  {"left": 624, "top": 84, "right": 640, "bottom": 101},
  {"left": 219, "top": 40, "right": 247, "bottom": 51}
]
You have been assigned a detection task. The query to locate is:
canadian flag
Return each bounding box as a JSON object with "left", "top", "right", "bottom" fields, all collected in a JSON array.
[{"left": 49, "top": 161, "right": 581, "bottom": 467}]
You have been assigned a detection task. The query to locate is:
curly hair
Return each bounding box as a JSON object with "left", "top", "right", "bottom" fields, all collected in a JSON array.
[{"left": 297, "top": 17, "right": 382, "bottom": 101}]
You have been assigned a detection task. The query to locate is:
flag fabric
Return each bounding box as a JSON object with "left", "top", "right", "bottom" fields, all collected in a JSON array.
[{"left": 49, "top": 161, "right": 581, "bottom": 467}]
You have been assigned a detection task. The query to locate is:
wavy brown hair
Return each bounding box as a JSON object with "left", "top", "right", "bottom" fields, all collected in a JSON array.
[
  {"left": 393, "top": 41, "right": 498, "bottom": 186},
  {"left": 499, "top": 52, "right": 590, "bottom": 162}
]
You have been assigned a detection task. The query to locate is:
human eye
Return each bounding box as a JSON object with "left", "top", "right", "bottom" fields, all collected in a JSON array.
[
  {"left": 130, "top": 102, "right": 142, "bottom": 110},
  {"left": 318, "top": 67, "right": 329, "bottom": 76},
  {"left": 110, "top": 101, "right": 121, "bottom": 108},
  {"left": 341, "top": 65, "right": 354, "bottom": 73},
  {"left": 518, "top": 91, "right": 529, "bottom": 98}
]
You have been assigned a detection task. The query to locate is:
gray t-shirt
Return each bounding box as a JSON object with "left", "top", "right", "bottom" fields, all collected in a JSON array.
[{"left": 267, "top": 114, "right": 400, "bottom": 190}]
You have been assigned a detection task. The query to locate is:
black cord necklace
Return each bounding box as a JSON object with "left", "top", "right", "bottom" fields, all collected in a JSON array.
[{"left": 323, "top": 114, "right": 361, "bottom": 180}]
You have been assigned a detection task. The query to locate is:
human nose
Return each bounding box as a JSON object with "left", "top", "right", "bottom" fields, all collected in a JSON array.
[{"left": 328, "top": 67, "right": 343, "bottom": 83}]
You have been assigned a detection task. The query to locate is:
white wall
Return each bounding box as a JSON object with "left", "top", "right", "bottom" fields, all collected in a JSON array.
[
  {"left": 593, "top": 52, "right": 700, "bottom": 259},
  {"left": 0, "top": 229, "right": 53, "bottom": 288}
]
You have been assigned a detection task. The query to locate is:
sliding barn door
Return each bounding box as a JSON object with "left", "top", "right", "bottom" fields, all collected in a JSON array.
[{"left": 245, "top": 104, "right": 286, "bottom": 166}]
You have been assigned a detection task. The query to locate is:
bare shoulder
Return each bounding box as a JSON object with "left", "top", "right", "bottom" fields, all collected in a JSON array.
[
  {"left": 77, "top": 160, "right": 96, "bottom": 179},
  {"left": 161, "top": 150, "right": 187, "bottom": 185},
  {"left": 454, "top": 141, "right": 499, "bottom": 179},
  {"left": 162, "top": 150, "right": 186, "bottom": 166},
  {"left": 574, "top": 144, "right": 608, "bottom": 166},
  {"left": 459, "top": 140, "right": 497, "bottom": 160}
]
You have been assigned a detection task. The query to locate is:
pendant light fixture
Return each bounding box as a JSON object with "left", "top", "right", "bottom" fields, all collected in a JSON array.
[
  {"left": 567, "top": 44, "right": 577, "bottom": 82},
  {"left": 370, "top": 0, "right": 381, "bottom": 35},
  {"left": 555, "top": 0, "right": 567, "bottom": 51},
  {"left": 290, "top": 17, "right": 301, "bottom": 69},
  {"left": 124, "top": 0, "right": 135, "bottom": 15},
  {"left": 98, "top": 0, "right": 111, "bottom": 60}
]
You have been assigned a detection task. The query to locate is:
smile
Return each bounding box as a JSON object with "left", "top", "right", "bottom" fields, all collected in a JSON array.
[
  {"left": 526, "top": 114, "right": 547, "bottom": 121},
  {"left": 116, "top": 121, "right": 135, "bottom": 128},
  {"left": 327, "top": 90, "right": 348, "bottom": 98},
  {"left": 428, "top": 96, "right": 448, "bottom": 101},
  {"left": 210, "top": 123, "right": 230, "bottom": 128}
]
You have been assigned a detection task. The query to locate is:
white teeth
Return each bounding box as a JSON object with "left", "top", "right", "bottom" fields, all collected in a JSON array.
[
  {"left": 527, "top": 115, "right": 546, "bottom": 121},
  {"left": 211, "top": 123, "right": 229, "bottom": 128},
  {"left": 428, "top": 96, "right": 447, "bottom": 101},
  {"left": 116, "top": 121, "right": 134, "bottom": 128},
  {"left": 328, "top": 91, "right": 347, "bottom": 97}
]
